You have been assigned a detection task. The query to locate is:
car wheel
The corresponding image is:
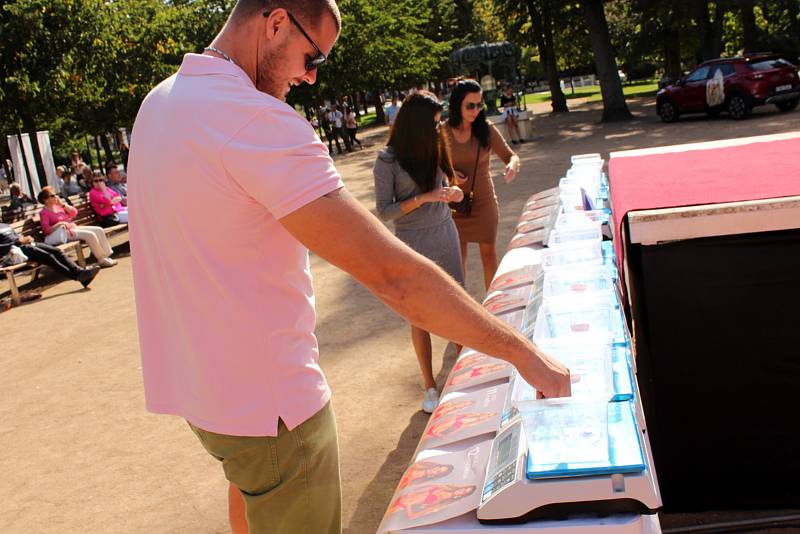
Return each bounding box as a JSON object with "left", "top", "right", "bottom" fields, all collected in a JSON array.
[
  {"left": 658, "top": 99, "right": 679, "bottom": 123},
  {"left": 727, "top": 94, "right": 751, "bottom": 120},
  {"left": 776, "top": 99, "right": 799, "bottom": 112}
]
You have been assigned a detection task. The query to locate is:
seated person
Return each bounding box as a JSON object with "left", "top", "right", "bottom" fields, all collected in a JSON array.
[
  {"left": 8, "top": 182, "right": 35, "bottom": 209},
  {"left": 88, "top": 172, "right": 128, "bottom": 225},
  {"left": 0, "top": 222, "right": 100, "bottom": 287},
  {"left": 37, "top": 186, "right": 117, "bottom": 268},
  {"left": 59, "top": 167, "right": 84, "bottom": 196},
  {"left": 6, "top": 182, "right": 36, "bottom": 221},
  {"left": 106, "top": 166, "right": 127, "bottom": 201},
  {"left": 70, "top": 151, "right": 89, "bottom": 178},
  {"left": 76, "top": 166, "right": 93, "bottom": 191}
]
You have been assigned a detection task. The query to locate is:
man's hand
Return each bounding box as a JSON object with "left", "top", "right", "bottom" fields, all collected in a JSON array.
[
  {"left": 522, "top": 346, "right": 571, "bottom": 399},
  {"left": 18, "top": 236, "right": 34, "bottom": 245}
]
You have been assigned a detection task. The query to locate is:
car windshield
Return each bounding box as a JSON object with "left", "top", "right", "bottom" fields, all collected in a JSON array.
[
  {"left": 748, "top": 58, "right": 793, "bottom": 71},
  {"left": 686, "top": 66, "right": 710, "bottom": 82}
]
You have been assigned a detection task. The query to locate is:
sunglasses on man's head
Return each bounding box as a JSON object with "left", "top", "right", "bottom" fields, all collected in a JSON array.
[
  {"left": 264, "top": 10, "right": 327, "bottom": 72},
  {"left": 465, "top": 102, "right": 484, "bottom": 111}
]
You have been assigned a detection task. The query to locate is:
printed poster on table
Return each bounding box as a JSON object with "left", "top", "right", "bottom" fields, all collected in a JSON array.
[
  {"left": 519, "top": 202, "right": 559, "bottom": 224},
  {"left": 444, "top": 351, "right": 514, "bottom": 392},
  {"left": 494, "top": 308, "right": 526, "bottom": 330},
  {"left": 517, "top": 215, "right": 551, "bottom": 235},
  {"left": 419, "top": 383, "right": 509, "bottom": 450},
  {"left": 482, "top": 284, "right": 533, "bottom": 315},
  {"left": 377, "top": 438, "right": 493, "bottom": 533},
  {"left": 488, "top": 264, "right": 540, "bottom": 292},
  {"left": 525, "top": 194, "right": 559, "bottom": 210}
]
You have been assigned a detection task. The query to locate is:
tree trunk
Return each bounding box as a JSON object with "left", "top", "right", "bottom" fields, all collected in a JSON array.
[
  {"left": 19, "top": 113, "right": 47, "bottom": 189},
  {"left": 524, "top": 0, "right": 568, "bottom": 112},
  {"left": 787, "top": 0, "right": 800, "bottom": 49},
  {"left": 664, "top": 27, "right": 683, "bottom": 81},
  {"left": 361, "top": 91, "right": 369, "bottom": 114},
  {"left": 741, "top": 0, "right": 757, "bottom": 52},
  {"left": 580, "top": 0, "right": 632, "bottom": 121},
  {"left": 101, "top": 133, "right": 115, "bottom": 171},
  {"left": 94, "top": 136, "right": 104, "bottom": 171},
  {"left": 696, "top": 1, "right": 726, "bottom": 62},
  {"left": 374, "top": 89, "right": 386, "bottom": 124}
]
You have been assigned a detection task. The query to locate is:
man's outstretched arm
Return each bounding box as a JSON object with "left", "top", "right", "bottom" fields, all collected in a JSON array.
[{"left": 280, "top": 187, "right": 571, "bottom": 398}]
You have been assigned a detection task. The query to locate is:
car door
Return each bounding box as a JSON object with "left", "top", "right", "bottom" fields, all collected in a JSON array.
[
  {"left": 707, "top": 63, "right": 735, "bottom": 108},
  {"left": 680, "top": 65, "right": 712, "bottom": 112}
]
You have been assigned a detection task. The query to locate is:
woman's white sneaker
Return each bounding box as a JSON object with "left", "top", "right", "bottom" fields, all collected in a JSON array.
[
  {"left": 98, "top": 257, "right": 117, "bottom": 268},
  {"left": 422, "top": 388, "right": 439, "bottom": 414}
]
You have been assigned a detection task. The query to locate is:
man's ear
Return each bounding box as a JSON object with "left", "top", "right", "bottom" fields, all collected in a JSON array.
[{"left": 263, "top": 9, "right": 289, "bottom": 42}]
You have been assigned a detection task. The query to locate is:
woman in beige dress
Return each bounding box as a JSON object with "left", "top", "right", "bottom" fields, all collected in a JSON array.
[{"left": 445, "top": 79, "right": 521, "bottom": 290}]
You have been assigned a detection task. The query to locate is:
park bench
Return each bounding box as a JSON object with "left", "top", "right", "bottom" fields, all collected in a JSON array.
[
  {"left": 1, "top": 194, "right": 128, "bottom": 307},
  {"left": 65, "top": 193, "right": 129, "bottom": 242}
]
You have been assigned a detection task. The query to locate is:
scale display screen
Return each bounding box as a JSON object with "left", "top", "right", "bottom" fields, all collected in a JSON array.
[{"left": 481, "top": 422, "right": 521, "bottom": 502}]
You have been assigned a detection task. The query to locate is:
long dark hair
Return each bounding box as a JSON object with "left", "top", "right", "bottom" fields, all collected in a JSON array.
[
  {"left": 447, "top": 79, "right": 489, "bottom": 148},
  {"left": 387, "top": 91, "right": 455, "bottom": 193}
]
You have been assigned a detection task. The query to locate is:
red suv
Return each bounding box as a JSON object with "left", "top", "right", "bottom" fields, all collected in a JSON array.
[{"left": 657, "top": 55, "right": 800, "bottom": 122}]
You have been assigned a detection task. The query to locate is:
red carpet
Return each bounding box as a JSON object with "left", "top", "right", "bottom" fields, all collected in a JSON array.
[{"left": 609, "top": 135, "right": 800, "bottom": 273}]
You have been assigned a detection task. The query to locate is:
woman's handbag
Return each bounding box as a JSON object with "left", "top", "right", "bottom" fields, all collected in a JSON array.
[
  {"left": 450, "top": 143, "right": 481, "bottom": 216},
  {"left": 44, "top": 226, "right": 70, "bottom": 246},
  {"left": 101, "top": 213, "right": 121, "bottom": 227}
]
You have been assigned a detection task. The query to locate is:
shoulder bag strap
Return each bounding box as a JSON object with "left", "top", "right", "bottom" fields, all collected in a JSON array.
[{"left": 467, "top": 138, "right": 480, "bottom": 197}]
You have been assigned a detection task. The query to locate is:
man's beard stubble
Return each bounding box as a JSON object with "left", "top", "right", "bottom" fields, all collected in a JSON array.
[{"left": 256, "top": 41, "right": 290, "bottom": 101}]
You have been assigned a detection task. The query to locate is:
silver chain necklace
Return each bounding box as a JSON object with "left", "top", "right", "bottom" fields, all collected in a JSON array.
[{"left": 203, "top": 47, "right": 239, "bottom": 68}]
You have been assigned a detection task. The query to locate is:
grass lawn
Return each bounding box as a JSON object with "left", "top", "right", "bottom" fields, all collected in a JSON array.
[
  {"left": 358, "top": 111, "right": 377, "bottom": 128},
  {"left": 517, "top": 80, "right": 659, "bottom": 107}
]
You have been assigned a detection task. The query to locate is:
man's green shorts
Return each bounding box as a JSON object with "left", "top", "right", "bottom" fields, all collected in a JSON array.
[{"left": 188, "top": 401, "right": 341, "bottom": 534}]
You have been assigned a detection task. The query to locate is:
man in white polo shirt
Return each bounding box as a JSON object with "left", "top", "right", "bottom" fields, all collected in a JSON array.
[{"left": 128, "top": 1, "right": 570, "bottom": 533}]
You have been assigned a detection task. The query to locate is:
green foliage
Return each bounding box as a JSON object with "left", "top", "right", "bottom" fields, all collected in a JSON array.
[
  {"left": 0, "top": 0, "right": 232, "bottom": 152},
  {"left": 3, "top": 0, "right": 800, "bottom": 152}
]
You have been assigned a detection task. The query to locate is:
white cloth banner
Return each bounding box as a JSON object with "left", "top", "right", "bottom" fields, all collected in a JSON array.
[
  {"left": 7, "top": 134, "right": 31, "bottom": 197},
  {"left": 36, "top": 131, "right": 58, "bottom": 193},
  {"left": 21, "top": 133, "right": 41, "bottom": 196}
]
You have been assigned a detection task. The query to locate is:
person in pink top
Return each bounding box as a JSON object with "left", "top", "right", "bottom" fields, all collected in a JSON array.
[
  {"left": 128, "top": 2, "right": 570, "bottom": 533},
  {"left": 37, "top": 186, "right": 117, "bottom": 268},
  {"left": 88, "top": 170, "right": 128, "bottom": 225}
]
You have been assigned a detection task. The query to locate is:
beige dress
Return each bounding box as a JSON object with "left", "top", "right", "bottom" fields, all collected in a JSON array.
[{"left": 445, "top": 123, "right": 515, "bottom": 244}]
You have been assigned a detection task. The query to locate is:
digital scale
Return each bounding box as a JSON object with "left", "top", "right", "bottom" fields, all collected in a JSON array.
[{"left": 477, "top": 396, "right": 660, "bottom": 523}]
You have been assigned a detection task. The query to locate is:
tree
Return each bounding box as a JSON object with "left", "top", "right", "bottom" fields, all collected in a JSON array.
[
  {"left": 0, "top": 0, "right": 109, "bottom": 181},
  {"left": 696, "top": 1, "right": 727, "bottom": 62},
  {"left": 310, "top": 0, "right": 452, "bottom": 124},
  {"left": 524, "top": 0, "right": 569, "bottom": 112},
  {"left": 493, "top": 0, "right": 571, "bottom": 112},
  {"left": 580, "top": 0, "right": 632, "bottom": 121}
]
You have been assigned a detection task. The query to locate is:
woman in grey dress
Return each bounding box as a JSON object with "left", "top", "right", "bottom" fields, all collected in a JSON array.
[{"left": 373, "top": 91, "right": 465, "bottom": 414}]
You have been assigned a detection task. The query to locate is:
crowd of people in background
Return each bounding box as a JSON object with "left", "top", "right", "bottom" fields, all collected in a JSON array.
[{"left": 0, "top": 149, "right": 131, "bottom": 304}]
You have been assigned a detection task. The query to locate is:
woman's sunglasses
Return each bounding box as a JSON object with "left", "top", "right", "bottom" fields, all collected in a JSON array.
[
  {"left": 465, "top": 103, "right": 484, "bottom": 111},
  {"left": 264, "top": 10, "right": 327, "bottom": 72}
]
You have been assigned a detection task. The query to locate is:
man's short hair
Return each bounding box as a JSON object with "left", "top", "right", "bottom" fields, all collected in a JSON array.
[{"left": 232, "top": 0, "right": 341, "bottom": 31}]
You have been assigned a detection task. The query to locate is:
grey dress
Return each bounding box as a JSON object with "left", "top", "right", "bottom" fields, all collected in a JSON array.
[{"left": 373, "top": 147, "right": 464, "bottom": 285}]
